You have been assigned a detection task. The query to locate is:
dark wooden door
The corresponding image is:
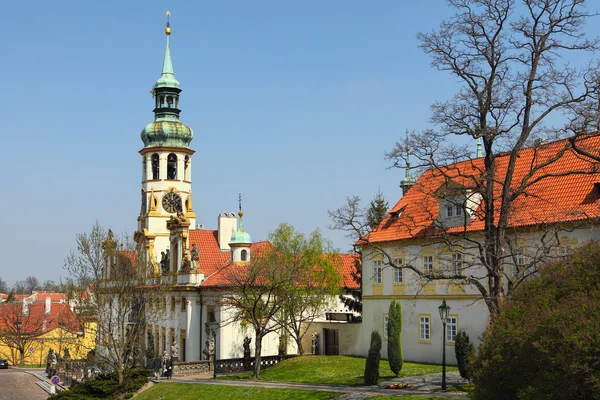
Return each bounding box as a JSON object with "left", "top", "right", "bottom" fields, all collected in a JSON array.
[{"left": 323, "top": 328, "right": 339, "bottom": 355}]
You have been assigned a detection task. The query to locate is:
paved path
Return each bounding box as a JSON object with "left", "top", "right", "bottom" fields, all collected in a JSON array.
[
  {"left": 160, "top": 370, "right": 469, "bottom": 398},
  {"left": 0, "top": 368, "right": 49, "bottom": 400}
]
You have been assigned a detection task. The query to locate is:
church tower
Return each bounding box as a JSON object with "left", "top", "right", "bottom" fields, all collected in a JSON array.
[{"left": 137, "top": 12, "right": 196, "bottom": 273}]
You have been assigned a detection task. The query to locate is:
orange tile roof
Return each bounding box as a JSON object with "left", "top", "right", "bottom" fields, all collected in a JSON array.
[
  {"left": 0, "top": 302, "right": 81, "bottom": 335},
  {"left": 367, "top": 136, "right": 600, "bottom": 244},
  {"left": 200, "top": 243, "right": 359, "bottom": 290},
  {"left": 188, "top": 229, "right": 231, "bottom": 276}
]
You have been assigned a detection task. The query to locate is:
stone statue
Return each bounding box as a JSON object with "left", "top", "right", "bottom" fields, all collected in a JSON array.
[
  {"left": 208, "top": 338, "right": 215, "bottom": 360},
  {"left": 243, "top": 337, "right": 251, "bottom": 358},
  {"left": 243, "top": 337, "right": 252, "bottom": 370},
  {"left": 191, "top": 244, "right": 200, "bottom": 266},
  {"left": 63, "top": 347, "right": 71, "bottom": 360},
  {"left": 311, "top": 332, "right": 319, "bottom": 355},
  {"left": 45, "top": 349, "right": 53, "bottom": 377},
  {"left": 202, "top": 340, "right": 210, "bottom": 360},
  {"left": 160, "top": 250, "right": 170, "bottom": 275},
  {"left": 171, "top": 343, "right": 179, "bottom": 360}
]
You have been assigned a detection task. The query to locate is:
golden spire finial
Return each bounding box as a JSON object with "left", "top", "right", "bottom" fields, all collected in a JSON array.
[{"left": 165, "top": 10, "right": 171, "bottom": 36}]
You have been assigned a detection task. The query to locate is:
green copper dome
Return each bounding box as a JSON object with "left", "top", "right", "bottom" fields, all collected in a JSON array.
[
  {"left": 230, "top": 210, "right": 252, "bottom": 245},
  {"left": 230, "top": 229, "right": 252, "bottom": 245},
  {"left": 141, "top": 120, "right": 193, "bottom": 149}
]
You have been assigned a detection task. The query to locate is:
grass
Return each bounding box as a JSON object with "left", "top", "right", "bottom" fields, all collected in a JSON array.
[
  {"left": 219, "top": 356, "right": 457, "bottom": 386},
  {"left": 442, "top": 383, "right": 474, "bottom": 392},
  {"left": 134, "top": 382, "right": 341, "bottom": 400},
  {"left": 369, "top": 397, "right": 455, "bottom": 400}
]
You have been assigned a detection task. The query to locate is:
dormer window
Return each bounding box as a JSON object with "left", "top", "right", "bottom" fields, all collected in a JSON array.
[{"left": 446, "top": 206, "right": 453, "bottom": 218}]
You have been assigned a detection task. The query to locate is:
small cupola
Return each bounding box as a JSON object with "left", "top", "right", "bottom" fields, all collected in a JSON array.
[{"left": 230, "top": 196, "right": 251, "bottom": 262}]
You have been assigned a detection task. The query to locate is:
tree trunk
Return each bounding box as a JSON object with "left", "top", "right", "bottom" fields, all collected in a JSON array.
[
  {"left": 19, "top": 349, "right": 24, "bottom": 365},
  {"left": 253, "top": 334, "right": 263, "bottom": 379},
  {"left": 295, "top": 335, "right": 304, "bottom": 356}
]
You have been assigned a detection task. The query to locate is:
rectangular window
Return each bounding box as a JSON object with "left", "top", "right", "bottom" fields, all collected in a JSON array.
[
  {"left": 446, "top": 316, "right": 458, "bottom": 343},
  {"left": 419, "top": 315, "right": 431, "bottom": 341},
  {"left": 393, "top": 257, "right": 403, "bottom": 283},
  {"left": 559, "top": 246, "right": 574, "bottom": 263},
  {"left": 383, "top": 315, "right": 389, "bottom": 340},
  {"left": 452, "top": 253, "right": 462, "bottom": 275},
  {"left": 373, "top": 260, "right": 383, "bottom": 284},
  {"left": 171, "top": 297, "right": 175, "bottom": 311},
  {"left": 511, "top": 249, "right": 525, "bottom": 277},
  {"left": 446, "top": 206, "right": 453, "bottom": 218},
  {"left": 181, "top": 297, "right": 186, "bottom": 312},
  {"left": 455, "top": 206, "right": 462, "bottom": 217},
  {"left": 423, "top": 255, "right": 434, "bottom": 274}
]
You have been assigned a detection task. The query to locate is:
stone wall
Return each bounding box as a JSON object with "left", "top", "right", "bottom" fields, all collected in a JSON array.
[{"left": 173, "top": 360, "right": 211, "bottom": 376}]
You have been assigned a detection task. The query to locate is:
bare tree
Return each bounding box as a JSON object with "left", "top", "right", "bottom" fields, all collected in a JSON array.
[
  {"left": 0, "top": 301, "right": 45, "bottom": 365},
  {"left": 0, "top": 278, "right": 7, "bottom": 294},
  {"left": 334, "top": 0, "right": 600, "bottom": 317},
  {"left": 63, "top": 221, "right": 168, "bottom": 384}
]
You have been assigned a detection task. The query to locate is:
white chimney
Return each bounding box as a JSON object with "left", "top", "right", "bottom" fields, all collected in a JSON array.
[
  {"left": 22, "top": 300, "right": 29, "bottom": 316},
  {"left": 45, "top": 296, "right": 51, "bottom": 314},
  {"left": 218, "top": 212, "right": 237, "bottom": 251}
]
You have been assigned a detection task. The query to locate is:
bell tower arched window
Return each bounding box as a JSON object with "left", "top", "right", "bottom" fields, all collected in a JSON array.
[
  {"left": 167, "top": 153, "right": 178, "bottom": 180},
  {"left": 151, "top": 154, "right": 160, "bottom": 180},
  {"left": 241, "top": 249, "right": 248, "bottom": 261}
]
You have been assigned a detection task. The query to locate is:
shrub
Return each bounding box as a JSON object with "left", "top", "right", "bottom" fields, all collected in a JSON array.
[
  {"left": 50, "top": 368, "right": 150, "bottom": 399},
  {"left": 454, "top": 330, "right": 474, "bottom": 381},
  {"left": 364, "top": 330, "right": 382, "bottom": 385},
  {"left": 471, "top": 242, "right": 600, "bottom": 400},
  {"left": 387, "top": 300, "right": 403, "bottom": 376}
]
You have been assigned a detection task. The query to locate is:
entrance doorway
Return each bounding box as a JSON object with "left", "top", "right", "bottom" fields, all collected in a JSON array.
[{"left": 323, "top": 328, "right": 339, "bottom": 355}]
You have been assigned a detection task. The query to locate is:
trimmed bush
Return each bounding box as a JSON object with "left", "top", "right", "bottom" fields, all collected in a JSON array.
[
  {"left": 364, "top": 330, "right": 382, "bottom": 385},
  {"left": 471, "top": 242, "right": 600, "bottom": 400},
  {"left": 454, "top": 330, "right": 474, "bottom": 381},
  {"left": 387, "top": 300, "right": 403, "bottom": 376}
]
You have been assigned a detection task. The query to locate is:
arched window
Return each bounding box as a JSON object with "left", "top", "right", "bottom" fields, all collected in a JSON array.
[
  {"left": 167, "top": 153, "right": 177, "bottom": 180},
  {"left": 184, "top": 156, "right": 190, "bottom": 180},
  {"left": 142, "top": 157, "right": 147, "bottom": 181},
  {"left": 167, "top": 96, "right": 173, "bottom": 108},
  {"left": 241, "top": 249, "right": 248, "bottom": 261},
  {"left": 151, "top": 154, "right": 160, "bottom": 180},
  {"left": 160, "top": 96, "right": 165, "bottom": 107}
]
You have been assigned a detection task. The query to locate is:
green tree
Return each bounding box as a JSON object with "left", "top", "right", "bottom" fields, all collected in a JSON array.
[
  {"left": 364, "top": 330, "right": 382, "bottom": 385},
  {"left": 471, "top": 242, "right": 600, "bottom": 400},
  {"left": 454, "top": 330, "right": 474, "bottom": 382},
  {"left": 387, "top": 300, "right": 403, "bottom": 376},
  {"left": 366, "top": 189, "right": 389, "bottom": 231},
  {"left": 225, "top": 223, "right": 342, "bottom": 377}
]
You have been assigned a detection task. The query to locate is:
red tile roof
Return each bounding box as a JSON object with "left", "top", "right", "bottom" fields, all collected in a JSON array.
[
  {"left": 188, "top": 229, "right": 231, "bottom": 275},
  {"left": 367, "top": 136, "right": 600, "bottom": 244},
  {"left": 0, "top": 302, "right": 81, "bottom": 335}
]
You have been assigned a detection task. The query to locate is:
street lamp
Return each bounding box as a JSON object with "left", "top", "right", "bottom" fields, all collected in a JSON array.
[
  {"left": 438, "top": 299, "right": 450, "bottom": 391},
  {"left": 205, "top": 321, "right": 219, "bottom": 379}
]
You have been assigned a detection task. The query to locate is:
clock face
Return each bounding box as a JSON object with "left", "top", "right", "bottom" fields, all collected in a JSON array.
[{"left": 162, "top": 191, "right": 182, "bottom": 213}]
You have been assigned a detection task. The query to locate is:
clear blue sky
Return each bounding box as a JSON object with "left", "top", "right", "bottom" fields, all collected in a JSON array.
[{"left": 3, "top": 1, "right": 598, "bottom": 287}]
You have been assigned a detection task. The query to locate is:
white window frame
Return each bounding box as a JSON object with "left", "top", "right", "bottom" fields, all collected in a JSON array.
[
  {"left": 455, "top": 205, "right": 462, "bottom": 217},
  {"left": 393, "top": 257, "right": 403, "bottom": 283},
  {"left": 511, "top": 249, "right": 525, "bottom": 277},
  {"left": 419, "top": 315, "right": 431, "bottom": 342},
  {"left": 373, "top": 260, "right": 383, "bottom": 284},
  {"left": 446, "top": 205, "right": 453, "bottom": 218},
  {"left": 423, "top": 255, "right": 434, "bottom": 274},
  {"left": 446, "top": 315, "right": 458, "bottom": 343},
  {"left": 558, "top": 246, "right": 574, "bottom": 263},
  {"left": 452, "top": 253, "right": 463, "bottom": 275}
]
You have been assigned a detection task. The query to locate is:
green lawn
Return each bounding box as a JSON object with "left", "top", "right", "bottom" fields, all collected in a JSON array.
[
  {"left": 134, "top": 382, "right": 341, "bottom": 400},
  {"left": 220, "top": 356, "right": 457, "bottom": 386},
  {"left": 369, "top": 397, "right": 455, "bottom": 400}
]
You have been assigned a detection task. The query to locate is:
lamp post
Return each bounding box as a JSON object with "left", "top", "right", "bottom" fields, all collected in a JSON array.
[
  {"left": 438, "top": 299, "right": 450, "bottom": 391},
  {"left": 205, "top": 321, "right": 219, "bottom": 379}
]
